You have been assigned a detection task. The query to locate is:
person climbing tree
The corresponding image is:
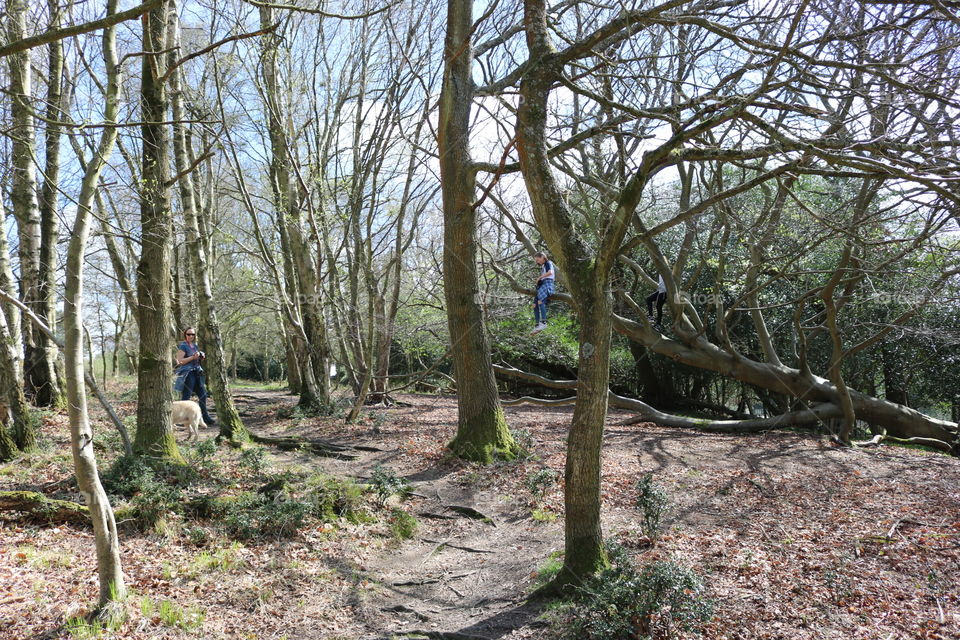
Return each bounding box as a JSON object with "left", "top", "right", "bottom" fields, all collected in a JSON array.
[
  {"left": 531, "top": 252, "right": 555, "bottom": 334},
  {"left": 646, "top": 273, "right": 667, "bottom": 329}
]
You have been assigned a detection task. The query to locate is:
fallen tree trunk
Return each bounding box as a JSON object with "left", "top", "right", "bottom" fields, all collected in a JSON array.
[
  {"left": 610, "top": 313, "right": 959, "bottom": 445},
  {"left": 494, "top": 286, "right": 959, "bottom": 446},
  {"left": 0, "top": 490, "right": 89, "bottom": 524},
  {"left": 496, "top": 364, "right": 854, "bottom": 435}
]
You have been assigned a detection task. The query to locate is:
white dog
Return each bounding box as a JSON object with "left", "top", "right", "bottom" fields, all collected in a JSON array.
[{"left": 171, "top": 400, "right": 207, "bottom": 441}]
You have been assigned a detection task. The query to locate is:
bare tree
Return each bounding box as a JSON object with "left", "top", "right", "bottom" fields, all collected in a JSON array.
[
  {"left": 439, "top": 0, "right": 517, "bottom": 462},
  {"left": 62, "top": 0, "right": 126, "bottom": 612},
  {"left": 168, "top": 3, "right": 249, "bottom": 444}
]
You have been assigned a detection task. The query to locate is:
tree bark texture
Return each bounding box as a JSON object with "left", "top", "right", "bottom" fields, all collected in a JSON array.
[
  {"left": 440, "top": 0, "right": 515, "bottom": 463},
  {"left": 5, "top": 0, "right": 44, "bottom": 437},
  {"left": 35, "top": 0, "right": 67, "bottom": 409},
  {"left": 258, "top": 6, "right": 329, "bottom": 412},
  {"left": 134, "top": 0, "right": 181, "bottom": 462},
  {"left": 64, "top": 0, "right": 127, "bottom": 608}
]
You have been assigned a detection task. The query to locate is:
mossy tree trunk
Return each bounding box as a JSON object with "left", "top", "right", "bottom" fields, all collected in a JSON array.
[
  {"left": 134, "top": 0, "right": 182, "bottom": 463},
  {"left": 5, "top": 0, "right": 39, "bottom": 449},
  {"left": 439, "top": 0, "right": 515, "bottom": 463},
  {"left": 0, "top": 202, "right": 30, "bottom": 462}
]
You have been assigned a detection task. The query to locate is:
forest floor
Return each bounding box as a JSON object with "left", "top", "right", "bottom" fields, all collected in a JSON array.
[{"left": 1, "top": 385, "right": 959, "bottom": 639}]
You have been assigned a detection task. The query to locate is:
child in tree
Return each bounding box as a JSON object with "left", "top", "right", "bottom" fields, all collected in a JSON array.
[
  {"left": 531, "top": 252, "right": 555, "bottom": 334},
  {"left": 646, "top": 273, "right": 667, "bottom": 329}
]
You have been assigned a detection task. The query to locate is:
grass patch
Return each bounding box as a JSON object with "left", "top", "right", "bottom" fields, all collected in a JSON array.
[
  {"left": 184, "top": 542, "right": 245, "bottom": 578},
  {"left": 140, "top": 597, "right": 205, "bottom": 631},
  {"left": 388, "top": 508, "right": 418, "bottom": 540},
  {"left": 64, "top": 615, "right": 122, "bottom": 639},
  {"left": 13, "top": 545, "right": 74, "bottom": 569},
  {"left": 531, "top": 508, "right": 557, "bottom": 523},
  {"left": 530, "top": 550, "right": 564, "bottom": 592}
]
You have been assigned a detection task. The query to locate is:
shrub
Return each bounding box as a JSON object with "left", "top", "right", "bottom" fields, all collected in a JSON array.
[
  {"left": 303, "top": 473, "right": 367, "bottom": 522},
  {"left": 238, "top": 446, "right": 269, "bottom": 474},
  {"left": 129, "top": 473, "right": 183, "bottom": 531},
  {"left": 222, "top": 492, "right": 309, "bottom": 541},
  {"left": 101, "top": 455, "right": 155, "bottom": 497},
  {"left": 635, "top": 473, "right": 670, "bottom": 541},
  {"left": 368, "top": 465, "right": 410, "bottom": 506},
  {"left": 524, "top": 468, "right": 559, "bottom": 504},
  {"left": 102, "top": 456, "right": 185, "bottom": 531},
  {"left": 564, "top": 551, "right": 713, "bottom": 640}
]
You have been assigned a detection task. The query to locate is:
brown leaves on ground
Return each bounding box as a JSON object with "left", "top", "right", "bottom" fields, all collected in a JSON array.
[{"left": 1, "top": 390, "right": 958, "bottom": 639}]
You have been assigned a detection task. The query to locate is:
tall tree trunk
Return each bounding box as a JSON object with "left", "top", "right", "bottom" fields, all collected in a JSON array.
[
  {"left": 64, "top": 0, "right": 126, "bottom": 611},
  {"left": 0, "top": 287, "right": 24, "bottom": 462},
  {"left": 168, "top": 6, "right": 248, "bottom": 443},
  {"left": 0, "top": 201, "right": 29, "bottom": 461},
  {"left": 439, "top": 0, "right": 515, "bottom": 463},
  {"left": 515, "top": 0, "right": 648, "bottom": 587},
  {"left": 5, "top": 0, "right": 41, "bottom": 449},
  {"left": 279, "top": 310, "right": 301, "bottom": 393},
  {"left": 561, "top": 285, "right": 613, "bottom": 583},
  {"left": 134, "top": 0, "right": 181, "bottom": 462},
  {"left": 34, "top": 0, "right": 67, "bottom": 409},
  {"left": 258, "top": 6, "right": 328, "bottom": 411}
]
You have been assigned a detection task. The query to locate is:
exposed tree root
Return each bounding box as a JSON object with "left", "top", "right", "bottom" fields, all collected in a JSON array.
[
  {"left": 854, "top": 432, "right": 957, "bottom": 455},
  {"left": 248, "top": 433, "right": 360, "bottom": 460}
]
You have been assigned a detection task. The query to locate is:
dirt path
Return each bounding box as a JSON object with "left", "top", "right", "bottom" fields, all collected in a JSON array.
[
  {"left": 228, "top": 389, "right": 960, "bottom": 640},
  {"left": 2, "top": 387, "right": 958, "bottom": 639}
]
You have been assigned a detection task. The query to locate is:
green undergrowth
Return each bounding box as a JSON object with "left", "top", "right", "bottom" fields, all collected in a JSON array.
[
  {"left": 96, "top": 439, "right": 405, "bottom": 542},
  {"left": 538, "top": 544, "right": 713, "bottom": 640}
]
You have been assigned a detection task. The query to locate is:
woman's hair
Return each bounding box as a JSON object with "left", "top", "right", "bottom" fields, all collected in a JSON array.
[
  {"left": 534, "top": 251, "right": 548, "bottom": 260},
  {"left": 183, "top": 327, "right": 196, "bottom": 338}
]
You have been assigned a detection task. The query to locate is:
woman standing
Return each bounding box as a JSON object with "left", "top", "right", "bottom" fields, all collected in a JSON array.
[{"left": 175, "top": 327, "right": 215, "bottom": 426}]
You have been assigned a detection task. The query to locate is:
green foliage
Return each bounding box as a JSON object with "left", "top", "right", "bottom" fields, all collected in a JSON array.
[
  {"left": 531, "top": 508, "right": 557, "bottom": 522},
  {"left": 129, "top": 474, "right": 183, "bottom": 532},
  {"left": 188, "top": 439, "right": 220, "bottom": 474},
  {"left": 65, "top": 615, "right": 122, "bottom": 639},
  {"left": 101, "top": 455, "right": 198, "bottom": 497},
  {"left": 525, "top": 468, "right": 559, "bottom": 504},
  {"left": 530, "top": 550, "right": 565, "bottom": 592},
  {"left": 184, "top": 525, "right": 211, "bottom": 547},
  {"left": 388, "top": 508, "right": 418, "bottom": 540},
  {"left": 562, "top": 549, "right": 713, "bottom": 640},
  {"left": 302, "top": 472, "right": 368, "bottom": 522},
  {"left": 140, "top": 594, "right": 204, "bottom": 629},
  {"left": 238, "top": 446, "right": 269, "bottom": 474},
  {"left": 101, "top": 456, "right": 188, "bottom": 531},
  {"left": 185, "top": 543, "right": 245, "bottom": 577},
  {"left": 222, "top": 491, "right": 310, "bottom": 541},
  {"left": 636, "top": 473, "right": 670, "bottom": 541},
  {"left": 368, "top": 465, "right": 411, "bottom": 506}
]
